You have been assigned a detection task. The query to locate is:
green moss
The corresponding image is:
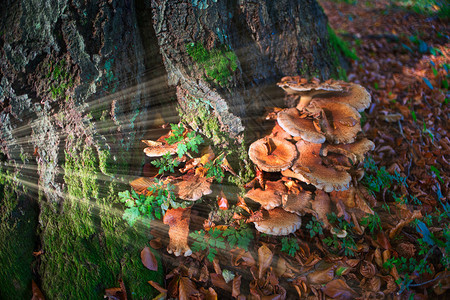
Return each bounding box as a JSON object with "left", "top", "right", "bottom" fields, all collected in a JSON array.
[
  {"left": 39, "top": 142, "right": 163, "bottom": 299},
  {"left": 47, "top": 60, "right": 74, "bottom": 100},
  {"left": 186, "top": 42, "right": 238, "bottom": 87},
  {"left": 180, "top": 96, "right": 254, "bottom": 188},
  {"left": 0, "top": 170, "right": 37, "bottom": 300},
  {"left": 327, "top": 25, "right": 359, "bottom": 62}
]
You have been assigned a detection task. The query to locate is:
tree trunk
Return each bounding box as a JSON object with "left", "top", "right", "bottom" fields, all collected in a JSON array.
[
  {"left": 0, "top": 0, "right": 337, "bottom": 298},
  {"left": 151, "top": 0, "right": 336, "bottom": 137}
]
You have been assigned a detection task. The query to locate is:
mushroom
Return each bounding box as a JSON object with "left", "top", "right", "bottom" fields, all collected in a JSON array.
[
  {"left": 142, "top": 140, "right": 179, "bottom": 157},
  {"left": 311, "top": 190, "right": 332, "bottom": 229},
  {"left": 329, "top": 184, "right": 374, "bottom": 220},
  {"left": 320, "top": 138, "right": 375, "bottom": 164},
  {"left": 245, "top": 180, "right": 287, "bottom": 210},
  {"left": 277, "top": 77, "right": 350, "bottom": 110},
  {"left": 312, "top": 83, "right": 371, "bottom": 112},
  {"left": 253, "top": 208, "right": 302, "bottom": 235},
  {"left": 277, "top": 108, "right": 326, "bottom": 144},
  {"left": 282, "top": 190, "right": 313, "bottom": 216},
  {"left": 174, "top": 174, "right": 212, "bottom": 201},
  {"left": 248, "top": 136, "right": 297, "bottom": 172},
  {"left": 163, "top": 207, "right": 192, "bottom": 257},
  {"left": 309, "top": 101, "right": 361, "bottom": 144},
  {"left": 290, "top": 140, "right": 351, "bottom": 192}
]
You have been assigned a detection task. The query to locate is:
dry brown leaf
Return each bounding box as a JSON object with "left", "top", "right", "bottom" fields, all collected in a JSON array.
[
  {"left": 148, "top": 280, "right": 167, "bottom": 294},
  {"left": 141, "top": 246, "right": 158, "bottom": 271},
  {"left": 32, "top": 280, "right": 46, "bottom": 300},
  {"left": 307, "top": 264, "right": 335, "bottom": 285},
  {"left": 322, "top": 279, "right": 358, "bottom": 300},
  {"left": 378, "top": 113, "right": 404, "bottom": 122},
  {"left": 258, "top": 244, "right": 274, "bottom": 279},
  {"left": 231, "top": 248, "right": 256, "bottom": 267},
  {"left": 360, "top": 261, "right": 376, "bottom": 278},
  {"left": 200, "top": 287, "right": 218, "bottom": 300},
  {"left": 104, "top": 287, "right": 123, "bottom": 300},
  {"left": 433, "top": 271, "right": 450, "bottom": 295},
  {"left": 232, "top": 275, "right": 242, "bottom": 298},
  {"left": 210, "top": 273, "right": 232, "bottom": 292},
  {"left": 149, "top": 238, "right": 162, "bottom": 250},
  {"left": 179, "top": 277, "right": 199, "bottom": 300}
]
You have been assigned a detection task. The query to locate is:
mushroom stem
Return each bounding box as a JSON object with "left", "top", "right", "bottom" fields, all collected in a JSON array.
[{"left": 296, "top": 95, "right": 313, "bottom": 110}]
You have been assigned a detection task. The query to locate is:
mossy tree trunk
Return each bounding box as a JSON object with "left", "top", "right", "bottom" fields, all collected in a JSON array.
[
  {"left": 0, "top": 0, "right": 338, "bottom": 299},
  {"left": 151, "top": 0, "right": 338, "bottom": 137}
]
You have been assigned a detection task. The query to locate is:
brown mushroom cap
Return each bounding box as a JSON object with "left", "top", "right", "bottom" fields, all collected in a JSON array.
[
  {"left": 311, "top": 190, "right": 332, "bottom": 229},
  {"left": 253, "top": 208, "right": 302, "bottom": 235},
  {"left": 248, "top": 137, "right": 297, "bottom": 172},
  {"left": 291, "top": 140, "right": 351, "bottom": 192},
  {"left": 313, "top": 83, "right": 371, "bottom": 112},
  {"left": 277, "top": 108, "right": 326, "bottom": 144},
  {"left": 282, "top": 191, "right": 313, "bottom": 215},
  {"left": 277, "top": 77, "right": 351, "bottom": 110},
  {"left": 277, "top": 77, "right": 349, "bottom": 95},
  {"left": 174, "top": 174, "right": 212, "bottom": 201},
  {"left": 142, "top": 140, "right": 178, "bottom": 157},
  {"left": 310, "top": 101, "right": 361, "bottom": 144},
  {"left": 321, "top": 138, "right": 375, "bottom": 164},
  {"left": 245, "top": 180, "right": 287, "bottom": 210}
]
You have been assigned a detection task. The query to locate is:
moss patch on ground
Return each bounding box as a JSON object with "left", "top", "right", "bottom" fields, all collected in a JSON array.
[
  {"left": 38, "top": 141, "right": 163, "bottom": 299},
  {"left": 0, "top": 170, "right": 37, "bottom": 299}
]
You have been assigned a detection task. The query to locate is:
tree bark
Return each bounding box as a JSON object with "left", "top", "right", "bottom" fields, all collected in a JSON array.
[
  {"left": 0, "top": 0, "right": 337, "bottom": 298},
  {"left": 151, "top": 0, "right": 336, "bottom": 137}
]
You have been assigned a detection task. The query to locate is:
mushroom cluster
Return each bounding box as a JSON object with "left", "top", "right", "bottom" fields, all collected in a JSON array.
[{"left": 246, "top": 77, "right": 375, "bottom": 236}]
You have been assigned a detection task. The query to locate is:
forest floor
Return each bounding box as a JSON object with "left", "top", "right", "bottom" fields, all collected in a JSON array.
[{"left": 102, "top": 1, "right": 450, "bottom": 299}]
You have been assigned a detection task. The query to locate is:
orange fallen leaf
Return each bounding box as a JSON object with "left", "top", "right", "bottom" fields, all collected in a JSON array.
[{"left": 258, "top": 244, "right": 274, "bottom": 279}]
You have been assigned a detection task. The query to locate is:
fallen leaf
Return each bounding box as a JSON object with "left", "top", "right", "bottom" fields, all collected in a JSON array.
[
  {"left": 179, "top": 277, "right": 199, "bottom": 300},
  {"left": 232, "top": 275, "right": 242, "bottom": 298},
  {"left": 307, "top": 264, "right": 335, "bottom": 285},
  {"left": 141, "top": 246, "right": 158, "bottom": 271},
  {"left": 150, "top": 238, "right": 162, "bottom": 250},
  {"left": 148, "top": 280, "right": 167, "bottom": 294},
  {"left": 323, "top": 279, "right": 357, "bottom": 300},
  {"left": 32, "top": 280, "right": 45, "bottom": 300},
  {"left": 258, "top": 244, "right": 274, "bottom": 279},
  {"left": 210, "top": 273, "right": 231, "bottom": 292},
  {"left": 200, "top": 287, "right": 218, "bottom": 300},
  {"left": 378, "top": 113, "right": 404, "bottom": 122}
]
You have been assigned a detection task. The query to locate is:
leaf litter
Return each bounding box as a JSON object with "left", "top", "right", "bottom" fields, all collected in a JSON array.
[{"left": 106, "top": 1, "right": 450, "bottom": 299}]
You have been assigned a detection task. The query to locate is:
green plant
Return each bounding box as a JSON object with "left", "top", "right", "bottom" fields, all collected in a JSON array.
[
  {"left": 119, "top": 180, "right": 178, "bottom": 226},
  {"left": 151, "top": 152, "right": 180, "bottom": 175},
  {"left": 281, "top": 237, "right": 300, "bottom": 257},
  {"left": 151, "top": 123, "right": 204, "bottom": 174},
  {"left": 305, "top": 216, "right": 324, "bottom": 237},
  {"left": 360, "top": 212, "right": 382, "bottom": 235},
  {"left": 205, "top": 153, "right": 225, "bottom": 183},
  {"left": 222, "top": 224, "right": 254, "bottom": 251},
  {"left": 190, "top": 224, "right": 254, "bottom": 261},
  {"left": 190, "top": 229, "right": 227, "bottom": 262},
  {"left": 324, "top": 213, "right": 357, "bottom": 256},
  {"left": 186, "top": 42, "right": 238, "bottom": 87}
]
